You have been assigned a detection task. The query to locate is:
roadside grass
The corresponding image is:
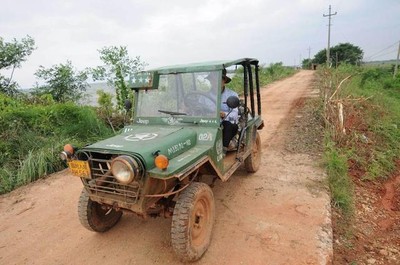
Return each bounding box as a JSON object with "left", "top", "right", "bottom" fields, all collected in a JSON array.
[
  {"left": 0, "top": 95, "right": 112, "bottom": 194},
  {"left": 324, "top": 137, "right": 354, "bottom": 216},
  {"left": 321, "top": 64, "right": 400, "bottom": 215},
  {"left": 230, "top": 62, "right": 296, "bottom": 94},
  {"left": 341, "top": 67, "right": 400, "bottom": 181}
]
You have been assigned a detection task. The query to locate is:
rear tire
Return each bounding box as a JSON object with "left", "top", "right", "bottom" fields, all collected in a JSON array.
[
  {"left": 78, "top": 189, "right": 122, "bottom": 232},
  {"left": 171, "top": 182, "right": 215, "bottom": 262},
  {"left": 245, "top": 131, "right": 261, "bottom": 173}
]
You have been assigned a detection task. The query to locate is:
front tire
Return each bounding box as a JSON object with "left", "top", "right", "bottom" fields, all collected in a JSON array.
[
  {"left": 245, "top": 131, "right": 262, "bottom": 173},
  {"left": 78, "top": 189, "right": 122, "bottom": 232},
  {"left": 171, "top": 182, "right": 215, "bottom": 262}
]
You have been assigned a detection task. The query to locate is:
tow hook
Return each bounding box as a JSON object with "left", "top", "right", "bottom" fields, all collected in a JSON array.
[
  {"left": 102, "top": 202, "right": 120, "bottom": 215},
  {"left": 112, "top": 202, "right": 120, "bottom": 211}
]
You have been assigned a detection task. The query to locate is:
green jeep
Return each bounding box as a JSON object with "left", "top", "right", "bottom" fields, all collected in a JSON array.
[{"left": 61, "top": 58, "right": 264, "bottom": 262}]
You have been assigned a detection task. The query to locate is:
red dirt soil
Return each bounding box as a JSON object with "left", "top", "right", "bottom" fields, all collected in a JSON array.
[{"left": 333, "top": 165, "right": 400, "bottom": 264}]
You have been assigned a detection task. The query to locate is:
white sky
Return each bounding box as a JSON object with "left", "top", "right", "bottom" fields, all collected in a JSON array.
[{"left": 1, "top": 0, "right": 399, "bottom": 88}]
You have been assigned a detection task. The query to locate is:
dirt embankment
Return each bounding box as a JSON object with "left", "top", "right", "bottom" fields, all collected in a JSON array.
[
  {"left": 333, "top": 167, "right": 400, "bottom": 265},
  {"left": 0, "top": 70, "right": 332, "bottom": 265}
]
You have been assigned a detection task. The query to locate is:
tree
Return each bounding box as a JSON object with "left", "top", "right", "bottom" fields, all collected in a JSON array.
[
  {"left": 0, "top": 35, "right": 35, "bottom": 95},
  {"left": 301, "top": 58, "right": 312, "bottom": 69},
  {"left": 331, "top": 43, "right": 363, "bottom": 65},
  {"left": 34, "top": 61, "right": 88, "bottom": 103},
  {"left": 91, "top": 46, "right": 147, "bottom": 109},
  {"left": 96, "top": 89, "right": 116, "bottom": 132},
  {"left": 312, "top": 43, "right": 363, "bottom": 66},
  {"left": 313, "top": 49, "right": 327, "bottom": 65}
]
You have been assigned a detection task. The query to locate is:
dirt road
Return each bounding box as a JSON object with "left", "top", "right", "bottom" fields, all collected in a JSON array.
[{"left": 0, "top": 70, "right": 332, "bottom": 265}]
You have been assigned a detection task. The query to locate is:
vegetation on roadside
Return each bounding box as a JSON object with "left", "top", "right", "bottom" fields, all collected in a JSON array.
[
  {"left": 324, "top": 137, "right": 354, "bottom": 216},
  {"left": 320, "top": 64, "right": 400, "bottom": 216},
  {"left": 0, "top": 94, "right": 112, "bottom": 194},
  {"left": 0, "top": 36, "right": 144, "bottom": 194},
  {"left": 230, "top": 62, "right": 296, "bottom": 94}
]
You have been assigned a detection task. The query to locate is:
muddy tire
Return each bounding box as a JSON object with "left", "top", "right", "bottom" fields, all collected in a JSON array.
[
  {"left": 78, "top": 189, "right": 122, "bottom": 232},
  {"left": 245, "top": 131, "right": 261, "bottom": 173},
  {"left": 171, "top": 182, "right": 215, "bottom": 262}
]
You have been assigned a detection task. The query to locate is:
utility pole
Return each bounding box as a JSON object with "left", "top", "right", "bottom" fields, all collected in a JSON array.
[
  {"left": 394, "top": 41, "right": 400, "bottom": 79},
  {"left": 308, "top": 47, "right": 311, "bottom": 60},
  {"left": 323, "top": 5, "right": 337, "bottom": 67}
]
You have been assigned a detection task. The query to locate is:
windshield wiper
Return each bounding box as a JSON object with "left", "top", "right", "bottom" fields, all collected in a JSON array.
[{"left": 158, "top": 110, "right": 187, "bottom": 116}]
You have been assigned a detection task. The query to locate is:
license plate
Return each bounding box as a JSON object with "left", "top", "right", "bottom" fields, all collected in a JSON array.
[{"left": 68, "top": 160, "right": 91, "bottom": 178}]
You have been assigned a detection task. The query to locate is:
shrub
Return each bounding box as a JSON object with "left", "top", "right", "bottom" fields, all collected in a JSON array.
[{"left": 0, "top": 95, "right": 112, "bottom": 194}]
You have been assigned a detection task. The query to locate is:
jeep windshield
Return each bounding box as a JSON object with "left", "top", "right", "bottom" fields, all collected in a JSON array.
[{"left": 136, "top": 71, "right": 221, "bottom": 119}]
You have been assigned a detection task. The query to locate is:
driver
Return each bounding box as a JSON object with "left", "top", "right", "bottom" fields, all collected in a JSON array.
[
  {"left": 206, "top": 69, "right": 239, "bottom": 152},
  {"left": 220, "top": 70, "right": 239, "bottom": 152}
]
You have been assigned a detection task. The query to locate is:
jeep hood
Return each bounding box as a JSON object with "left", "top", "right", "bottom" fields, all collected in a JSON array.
[{"left": 83, "top": 126, "right": 198, "bottom": 168}]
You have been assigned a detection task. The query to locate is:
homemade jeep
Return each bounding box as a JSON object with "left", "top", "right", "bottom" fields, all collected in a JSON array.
[{"left": 61, "top": 58, "right": 264, "bottom": 262}]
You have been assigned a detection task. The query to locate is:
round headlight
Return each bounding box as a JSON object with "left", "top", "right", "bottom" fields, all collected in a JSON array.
[{"left": 111, "top": 156, "right": 139, "bottom": 184}]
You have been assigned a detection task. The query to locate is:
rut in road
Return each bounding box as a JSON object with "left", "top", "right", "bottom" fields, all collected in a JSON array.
[{"left": 0, "top": 70, "right": 332, "bottom": 265}]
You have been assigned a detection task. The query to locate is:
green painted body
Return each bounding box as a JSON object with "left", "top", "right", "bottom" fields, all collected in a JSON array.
[{"left": 68, "top": 58, "right": 263, "bottom": 216}]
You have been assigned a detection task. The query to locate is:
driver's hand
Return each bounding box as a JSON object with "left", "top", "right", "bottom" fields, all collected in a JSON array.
[{"left": 220, "top": 111, "right": 226, "bottom": 118}]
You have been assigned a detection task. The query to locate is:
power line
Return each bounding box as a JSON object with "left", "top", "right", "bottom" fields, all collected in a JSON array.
[
  {"left": 373, "top": 49, "right": 397, "bottom": 59},
  {"left": 367, "top": 48, "right": 398, "bottom": 61},
  {"left": 364, "top": 41, "right": 399, "bottom": 60}
]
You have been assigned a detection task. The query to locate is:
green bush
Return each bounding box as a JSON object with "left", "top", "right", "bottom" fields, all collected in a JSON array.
[{"left": 0, "top": 95, "right": 112, "bottom": 194}]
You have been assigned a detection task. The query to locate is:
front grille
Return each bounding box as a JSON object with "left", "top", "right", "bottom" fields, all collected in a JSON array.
[
  {"left": 85, "top": 177, "right": 140, "bottom": 203},
  {"left": 79, "top": 152, "right": 142, "bottom": 204}
]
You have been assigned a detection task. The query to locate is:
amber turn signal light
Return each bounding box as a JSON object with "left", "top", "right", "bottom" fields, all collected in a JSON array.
[
  {"left": 60, "top": 144, "right": 75, "bottom": 161},
  {"left": 63, "top": 144, "right": 75, "bottom": 155},
  {"left": 155, "top": 154, "right": 169, "bottom": 170}
]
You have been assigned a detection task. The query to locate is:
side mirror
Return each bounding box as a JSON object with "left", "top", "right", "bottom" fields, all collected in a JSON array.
[
  {"left": 124, "top": 99, "right": 132, "bottom": 111},
  {"left": 226, "top": 96, "right": 240, "bottom": 109}
]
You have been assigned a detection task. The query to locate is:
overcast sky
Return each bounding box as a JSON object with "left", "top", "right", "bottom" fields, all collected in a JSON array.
[{"left": 1, "top": 0, "right": 399, "bottom": 88}]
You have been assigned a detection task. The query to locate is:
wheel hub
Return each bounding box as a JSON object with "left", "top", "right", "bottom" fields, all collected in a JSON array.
[{"left": 191, "top": 199, "right": 209, "bottom": 246}]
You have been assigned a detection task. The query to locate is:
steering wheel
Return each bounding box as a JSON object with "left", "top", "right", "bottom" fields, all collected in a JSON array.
[{"left": 184, "top": 91, "right": 216, "bottom": 116}]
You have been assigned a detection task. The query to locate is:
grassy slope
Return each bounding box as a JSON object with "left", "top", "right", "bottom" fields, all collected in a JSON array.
[
  {"left": 323, "top": 64, "right": 400, "bottom": 213},
  {"left": 0, "top": 95, "right": 112, "bottom": 194}
]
